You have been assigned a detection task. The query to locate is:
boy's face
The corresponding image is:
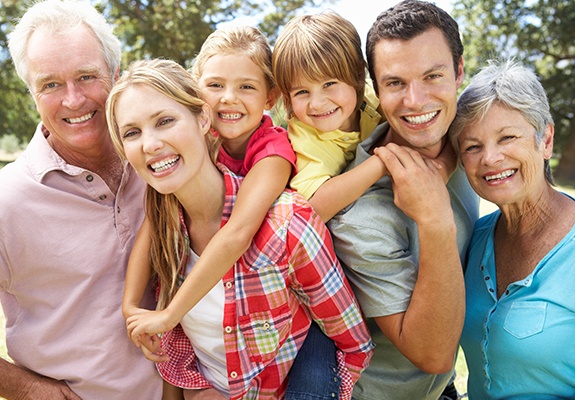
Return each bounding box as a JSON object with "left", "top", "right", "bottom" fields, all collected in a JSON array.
[
  {"left": 289, "top": 77, "right": 359, "bottom": 133},
  {"left": 373, "top": 27, "right": 464, "bottom": 158}
]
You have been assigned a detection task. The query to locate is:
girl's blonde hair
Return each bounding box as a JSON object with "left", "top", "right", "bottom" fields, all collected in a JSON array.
[
  {"left": 106, "top": 58, "right": 220, "bottom": 309},
  {"left": 272, "top": 11, "right": 366, "bottom": 118},
  {"left": 190, "top": 25, "right": 275, "bottom": 93}
]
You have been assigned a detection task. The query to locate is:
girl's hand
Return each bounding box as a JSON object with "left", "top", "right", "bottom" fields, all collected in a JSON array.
[
  {"left": 126, "top": 309, "right": 179, "bottom": 347},
  {"left": 139, "top": 333, "right": 170, "bottom": 363}
]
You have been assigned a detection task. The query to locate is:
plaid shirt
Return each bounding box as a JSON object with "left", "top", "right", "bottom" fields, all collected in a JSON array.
[{"left": 157, "top": 165, "right": 373, "bottom": 399}]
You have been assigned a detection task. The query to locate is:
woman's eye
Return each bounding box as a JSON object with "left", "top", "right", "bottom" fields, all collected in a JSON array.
[
  {"left": 122, "top": 129, "right": 139, "bottom": 140},
  {"left": 159, "top": 117, "right": 175, "bottom": 126}
]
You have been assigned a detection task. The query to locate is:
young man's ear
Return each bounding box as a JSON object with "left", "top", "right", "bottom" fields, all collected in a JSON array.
[{"left": 455, "top": 56, "right": 465, "bottom": 89}]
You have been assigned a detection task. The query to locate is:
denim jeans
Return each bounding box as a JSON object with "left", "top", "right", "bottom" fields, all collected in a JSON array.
[{"left": 285, "top": 321, "right": 340, "bottom": 399}]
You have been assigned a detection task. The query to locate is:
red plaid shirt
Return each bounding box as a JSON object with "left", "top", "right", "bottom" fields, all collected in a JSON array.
[{"left": 157, "top": 165, "right": 373, "bottom": 399}]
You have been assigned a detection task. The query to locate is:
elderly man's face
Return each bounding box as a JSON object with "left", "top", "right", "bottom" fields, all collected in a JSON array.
[
  {"left": 27, "top": 24, "right": 113, "bottom": 158},
  {"left": 373, "top": 27, "right": 464, "bottom": 159}
]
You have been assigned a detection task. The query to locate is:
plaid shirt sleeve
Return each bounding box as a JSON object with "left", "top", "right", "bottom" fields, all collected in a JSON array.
[{"left": 284, "top": 201, "right": 374, "bottom": 397}]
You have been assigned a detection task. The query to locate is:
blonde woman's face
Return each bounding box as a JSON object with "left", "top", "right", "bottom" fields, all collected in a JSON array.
[{"left": 114, "top": 84, "right": 211, "bottom": 195}]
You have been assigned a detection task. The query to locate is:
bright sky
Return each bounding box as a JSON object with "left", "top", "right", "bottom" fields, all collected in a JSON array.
[
  {"left": 220, "top": 0, "right": 456, "bottom": 47},
  {"left": 312, "top": 0, "right": 456, "bottom": 46}
]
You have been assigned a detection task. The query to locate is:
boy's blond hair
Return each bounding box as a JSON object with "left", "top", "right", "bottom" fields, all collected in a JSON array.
[{"left": 272, "top": 12, "right": 366, "bottom": 118}]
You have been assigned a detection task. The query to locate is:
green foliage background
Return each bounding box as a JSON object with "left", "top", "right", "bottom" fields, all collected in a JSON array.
[{"left": 1, "top": 0, "right": 574, "bottom": 185}]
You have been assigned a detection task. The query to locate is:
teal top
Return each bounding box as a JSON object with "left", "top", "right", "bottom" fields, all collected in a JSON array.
[{"left": 461, "top": 206, "right": 575, "bottom": 399}]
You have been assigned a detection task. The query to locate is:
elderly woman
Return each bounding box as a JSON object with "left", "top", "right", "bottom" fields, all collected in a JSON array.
[{"left": 449, "top": 59, "right": 575, "bottom": 398}]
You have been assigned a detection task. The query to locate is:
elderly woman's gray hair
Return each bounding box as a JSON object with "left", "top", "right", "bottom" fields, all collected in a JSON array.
[{"left": 449, "top": 59, "right": 554, "bottom": 184}]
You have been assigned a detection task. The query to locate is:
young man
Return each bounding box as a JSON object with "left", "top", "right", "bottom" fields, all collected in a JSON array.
[
  {"left": 0, "top": 1, "right": 163, "bottom": 398},
  {"left": 328, "top": 1, "right": 480, "bottom": 399}
]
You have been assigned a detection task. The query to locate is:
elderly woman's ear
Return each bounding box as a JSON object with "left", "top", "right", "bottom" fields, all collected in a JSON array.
[{"left": 542, "top": 124, "right": 554, "bottom": 160}]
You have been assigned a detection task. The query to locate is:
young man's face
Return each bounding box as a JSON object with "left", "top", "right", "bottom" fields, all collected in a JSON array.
[{"left": 373, "top": 27, "right": 464, "bottom": 158}]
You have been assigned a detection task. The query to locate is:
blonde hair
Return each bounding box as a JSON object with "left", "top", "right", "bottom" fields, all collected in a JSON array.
[
  {"left": 272, "top": 11, "right": 366, "bottom": 118},
  {"left": 190, "top": 25, "right": 275, "bottom": 92},
  {"left": 106, "top": 58, "right": 220, "bottom": 309}
]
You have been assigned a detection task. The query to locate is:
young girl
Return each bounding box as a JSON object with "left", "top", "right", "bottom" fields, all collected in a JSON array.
[
  {"left": 122, "top": 26, "right": 296, "bottom": 343},
  {"left": 272, "top": 12, "right": 453, "bottom": 222},
  {"left": 106, "top": 58, "right": 373, "bottom": 399}
]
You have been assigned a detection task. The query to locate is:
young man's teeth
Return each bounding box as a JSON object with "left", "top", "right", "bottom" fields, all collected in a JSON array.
[
  {"left": 485, "top": 169, "right": 516, "bottom": 181},
  {"left": 66, "top": 112, "right": 95, "bottom": 124},
  {"left": 219, "top": 113, "right": 242, "bottom": 120},
  {"left": 404, "top": 111, "right": 438, "bottom": 125},
  {"left": 151, "top": 156, "right": 180, "bottom": 172}
]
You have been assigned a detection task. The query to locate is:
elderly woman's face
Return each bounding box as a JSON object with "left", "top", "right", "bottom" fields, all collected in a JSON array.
[{"left": 458, "top": 103, "right": 553, "bottom": 206}]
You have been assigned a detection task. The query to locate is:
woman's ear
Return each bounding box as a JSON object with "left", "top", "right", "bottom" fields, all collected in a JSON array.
[
  {"left": 542, "top": 123, "right": 554, "bottom": 160},
  {"left": 199, "top": 103, "right": 212, "bottom": 135}
]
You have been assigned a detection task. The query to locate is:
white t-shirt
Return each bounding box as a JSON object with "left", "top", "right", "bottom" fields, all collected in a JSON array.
[{"left": 180, "top": 251, "right": 229, "bottom": 394}]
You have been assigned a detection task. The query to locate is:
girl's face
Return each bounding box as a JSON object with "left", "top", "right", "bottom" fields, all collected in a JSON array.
[
  {"left": 198, "top": 54, "right": 275, "bottom": 158},
  {"left": 114, "top": 84, "right": 211, "bottom": 195},
  {"left": 289, "top": 76, "right": 358, "bottom": 133},
  {"left": 458, "top": 103, "right": 553, "bottom": 207}
]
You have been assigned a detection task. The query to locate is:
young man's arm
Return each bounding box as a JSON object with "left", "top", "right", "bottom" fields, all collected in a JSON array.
[{"left": 372, "top": 144, "right": 464, "bottom": 374}]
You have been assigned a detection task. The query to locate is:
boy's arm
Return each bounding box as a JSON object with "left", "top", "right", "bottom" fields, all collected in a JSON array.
[
  {"left": 308, "top": 155, "right": 387, "bottom": 222},
  {"left": 123, "top": 217, "right": 153, "bottom": 320},
  {"left": 127, "top": 156, "right": 292, "bottom": 339}
]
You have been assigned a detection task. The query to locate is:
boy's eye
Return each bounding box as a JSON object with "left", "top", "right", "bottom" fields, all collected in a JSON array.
[
  {"left": 292, "top": 89, "right": 308, "bottom": 97},
  {"left": 324, "top": 81, "right": 337, "bottom": 88}
]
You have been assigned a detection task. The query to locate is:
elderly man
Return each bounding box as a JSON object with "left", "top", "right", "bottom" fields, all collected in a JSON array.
[{"left": 0, "top": 1, "right": 163, "bottom": 398}]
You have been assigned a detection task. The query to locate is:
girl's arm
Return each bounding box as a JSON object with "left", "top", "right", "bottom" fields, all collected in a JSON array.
[
  {"left": 123, "top": 217, "right": 153, "bottom": 320},
  {"left": 308, "top": 155, "right": 387, "bottom": 222},
  {"left": 126, "top": 156, "right": 292, "bottom": 339}
]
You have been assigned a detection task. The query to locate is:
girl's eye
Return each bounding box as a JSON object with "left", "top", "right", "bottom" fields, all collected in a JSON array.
[
  {"left": 292, "top": 89, "right": 308, "bottom": 97},
  {"left": 241, "top": 84, "right": 256, "bottom": 90},
  {"left": 207, "top": 83, "right": 222, "bottom": 88}
]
